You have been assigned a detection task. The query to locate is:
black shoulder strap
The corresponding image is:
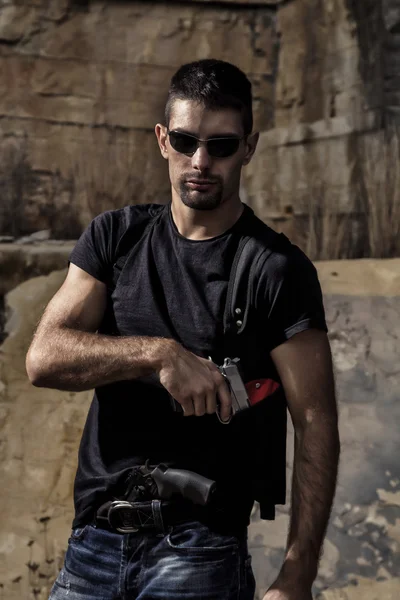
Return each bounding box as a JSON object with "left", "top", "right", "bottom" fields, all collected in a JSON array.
[
  {"left": 223, "top": 222, "right": 291, "bottom": 337},
  {"left": 223, "top": 224, "right": 292, "bottom": 521}
]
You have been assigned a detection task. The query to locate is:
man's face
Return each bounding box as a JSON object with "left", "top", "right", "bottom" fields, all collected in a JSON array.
[{"left": 156, "top": 99, "right": 257, "bottom": 211}]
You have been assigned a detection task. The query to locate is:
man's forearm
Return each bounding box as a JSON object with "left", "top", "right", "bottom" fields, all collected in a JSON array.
[
  {"left": 26, "top": 327, "right": 176, "bottom": 391},
  {"left": 282, "top": 417, "right": 340, "bottom": 584}
]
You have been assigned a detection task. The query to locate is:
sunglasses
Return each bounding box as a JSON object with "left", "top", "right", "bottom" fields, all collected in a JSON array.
[{"left": 167, "top": 130, "right": 244, "bottom": 158}]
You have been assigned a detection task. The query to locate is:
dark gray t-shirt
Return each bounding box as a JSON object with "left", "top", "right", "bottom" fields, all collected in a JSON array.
[{"left": 69, "top": 202, "right": 327, "bottom": 527}]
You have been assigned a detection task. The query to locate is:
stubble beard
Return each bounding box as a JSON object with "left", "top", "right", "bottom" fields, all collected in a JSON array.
[{"left": 179, "top": 180, "right": 224, "bottom": 211}]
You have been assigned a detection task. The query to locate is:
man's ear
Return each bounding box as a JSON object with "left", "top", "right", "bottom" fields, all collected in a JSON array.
[
  {"left": 155, "top": 124, "right": 169, "bottom": 160},
  {"left": 243, "top": 131, "right": 259, "bottom": 166}
]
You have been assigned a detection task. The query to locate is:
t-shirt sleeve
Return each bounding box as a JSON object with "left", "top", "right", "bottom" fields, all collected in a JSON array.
[
  {"left": 68, "top": 211, "right": 121, "bottom": 284},
  {"left": 260, "top": 246, "right": 328, "bottom": 353}
]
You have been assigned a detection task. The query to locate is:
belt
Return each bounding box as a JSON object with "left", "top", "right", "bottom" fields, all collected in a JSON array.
[{"left": 94, "top": 499, "right": 245, "bottom": 538}]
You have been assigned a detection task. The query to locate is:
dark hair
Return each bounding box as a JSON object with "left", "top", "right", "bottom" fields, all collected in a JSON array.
[{"left": 165, "top": 59, "right": 253, "bottom": 135}]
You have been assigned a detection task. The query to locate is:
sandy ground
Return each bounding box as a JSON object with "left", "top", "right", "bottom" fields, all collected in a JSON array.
[{"left": 316, "top": 259, "right": 400, "bottom": 296}]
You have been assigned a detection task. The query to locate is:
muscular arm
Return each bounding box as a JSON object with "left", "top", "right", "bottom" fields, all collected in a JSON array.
[
  {"left": 270, "top": 329, "right": 340, "bottom": 589},
  {"left": 26, "top": 264, "right": 174, "bottom": 391},
  {"left": 26, "top": 264, "right": 231, "bottom": 419}
]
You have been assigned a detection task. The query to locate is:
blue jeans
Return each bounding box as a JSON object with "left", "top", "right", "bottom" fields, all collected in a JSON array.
[{"left": 49, "top": 520, "right": 256, "bottom": 599}]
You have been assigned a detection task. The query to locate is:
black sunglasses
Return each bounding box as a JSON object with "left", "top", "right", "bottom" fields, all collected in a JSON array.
[{"left": 167, "top": 130, "right": 244, "bottom": 158}]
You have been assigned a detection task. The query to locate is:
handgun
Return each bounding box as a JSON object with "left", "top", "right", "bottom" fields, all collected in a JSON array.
[
  {"left": 171, "top": 357, "right": 280, "bottom": 421},
  {"left": 138, "top": 358, "right": 280, "bottom": 422},
  {"left": 217, "top": 357, "right": 250, "bottom": 414},
  {"left": 150, "top": 464, "right": 216, "bottom": 506},
  {"left": 170, "top": 357, "right": 249, "bottom": 417}
]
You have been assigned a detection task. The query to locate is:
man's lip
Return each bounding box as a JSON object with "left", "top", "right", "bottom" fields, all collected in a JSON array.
[{"left": 186, "top": 180, "right": 215, "bottom": 184}]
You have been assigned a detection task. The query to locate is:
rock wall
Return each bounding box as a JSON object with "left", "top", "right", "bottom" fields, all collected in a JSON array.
[
  {"left": 0, "top": 0, "right": 277, "bottom": 237},
  {"left": 0, "top": 249, "right": 399, "bottom": 599},
  {"left": 382, "top": 0, "right": 400, "bottom": 119},
  {"left": 0, "top": 0, "right": 398, "bottom": 258},
  {"left": 243, "top": 0, "right": 388, "bottom": 256}
]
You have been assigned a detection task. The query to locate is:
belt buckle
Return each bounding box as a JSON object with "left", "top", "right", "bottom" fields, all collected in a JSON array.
[{"left": 108, "top": 501, "right": 140, "bottom": 533}]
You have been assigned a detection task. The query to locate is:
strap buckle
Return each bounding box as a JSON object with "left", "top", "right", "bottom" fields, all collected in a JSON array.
[{"left": 107, "top": 501, "right": 140, "bottom": 533}]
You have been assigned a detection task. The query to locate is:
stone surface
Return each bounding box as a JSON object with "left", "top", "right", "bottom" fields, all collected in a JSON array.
[
  {"left": 383, "top": 0, "right": 400, "bottom": 119},
  {"left": 316, "top": 259, "right": 400, "bottom": 298},
  {"left": 274, "top": 0, "right": 371, "bottom": 128},
  {"left": 244, "top": 123, "right": 400, "bottom": 260},
  {"left": 33, "top": 1, "right": 275, "bottom": 130},
  {"left": 34, "top": 4, "right": 275, "bottom": 86},
  {"left": 0, "top": 0, "right": 397, "bottom": 254},
  {"left": 0, "top": 6, "right": 37, "bottom": 43},
  {"left": 16, "top": 230, "right": 51, "bottom": 244},
  {"left": 0, "top": 0, "right": 278, "bottom": 237},
  {"left": 0, "top": 123, "right": 170, "bottom": 238},
  {"left": 319, "top": 577, "right": 400, "bottom": 600},
  {"left": 240, "top": 0, "right": 390, "bottom": 258},
  {"left": 0, "top": 243, "right": 73, "bottom": 295},
  {"left": 190, "top": 0, "right": 282, "bottom": 3},
  {"left": 0, "top": 270, "right": 92, "bottom": 600},
  {"left": 0, "top": 258, "right": 399, "bottom": 598}
]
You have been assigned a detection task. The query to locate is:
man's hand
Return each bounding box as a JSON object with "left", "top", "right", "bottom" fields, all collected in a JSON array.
[
  {"left": 262, "top": 577, "right": 313, "bottom": 600},
  {"left": 262, "top": 590, "right": 312, "bottom": 600},
  {"left": 157, "top": 344, "right": 232, "bottom": 420}
]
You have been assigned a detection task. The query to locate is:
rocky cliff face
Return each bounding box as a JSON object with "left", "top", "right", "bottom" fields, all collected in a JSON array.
[
  {"left": 0, "top": 0, "right": 277, "bottom": 237},
  {"left": 0, "top": 0, "right": 398, "bottom": 258},
  {"left": 244, "top": 0, "right": 389, "bottom": 256},
  {"left": 382, "top": 0, "right": 400, "bottom": 119}
]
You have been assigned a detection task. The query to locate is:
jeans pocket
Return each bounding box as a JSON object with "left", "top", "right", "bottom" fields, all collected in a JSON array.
[{"left": 166, "top": 521, "right": 239, "bottom": 555}]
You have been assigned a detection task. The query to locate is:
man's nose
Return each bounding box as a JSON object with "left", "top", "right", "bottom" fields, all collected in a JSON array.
[{"left": 191, "top": 145, "right": 211, "bottom": 171}]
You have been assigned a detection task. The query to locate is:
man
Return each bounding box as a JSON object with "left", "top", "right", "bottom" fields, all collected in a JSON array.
[{"left": 26, "top": 59, "right": 340, "bottom": 600}]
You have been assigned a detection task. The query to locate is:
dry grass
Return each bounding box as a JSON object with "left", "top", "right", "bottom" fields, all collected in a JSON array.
[
  {"left": 1, "top": 122, "right": 398, "bottom": 256},
  {"left": 304, "top": 185, "right": 353, "bottom": 261},
  {"left": 71, "top": 127, "right": 147, "bottom": 224},
  {"left": 304, "top": 125, "right": 400, "bottom": 260},
  {"left": 0, "top": 134, "right": 38, "bottom": 238},
  {"left": 359, "top": 125, "right": 400, "bottom": 258}
]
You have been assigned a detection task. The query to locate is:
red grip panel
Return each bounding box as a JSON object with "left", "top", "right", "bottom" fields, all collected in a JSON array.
[{"left": 245, "top": 379, "right": 280, "bottom": 406}]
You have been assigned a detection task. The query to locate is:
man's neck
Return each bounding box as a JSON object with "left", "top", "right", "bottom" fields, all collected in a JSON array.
[{"left": 170, "top": 198, "right": 244, "bottom": 241}]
